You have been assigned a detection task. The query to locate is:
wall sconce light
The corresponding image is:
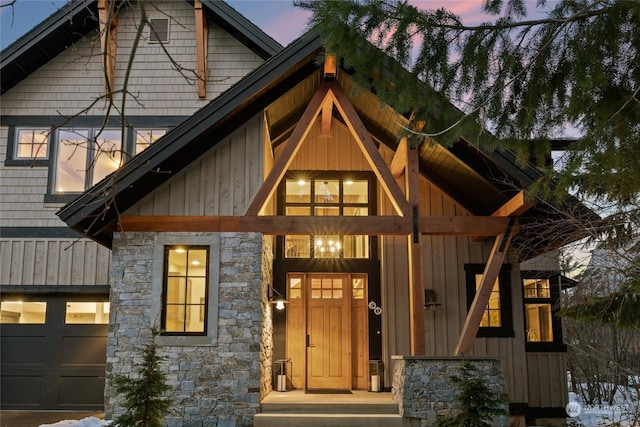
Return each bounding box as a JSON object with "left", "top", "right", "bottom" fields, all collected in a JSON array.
[
  {"left": 269, "top": 287, "right": 288, "bottom": 311},
  {"left": 424, "top": 289, "right": 441, "bottom": 311}
]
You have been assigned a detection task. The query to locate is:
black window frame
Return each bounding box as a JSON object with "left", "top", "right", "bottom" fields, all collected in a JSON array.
[
  {"left": 276, "top": 170, "right": 377, "bottom": 260},
  {"left": 464, "top": 264, "right": 514, "bottom": 338},
  {"left": 161, "top": 245, "right": 209, "bottom": 337},
  {"left": 4, "top": 126, "right": 51, "bottom": 167},
  {"left": 521, "top": 271, "right": 567, "bottom": 352}
]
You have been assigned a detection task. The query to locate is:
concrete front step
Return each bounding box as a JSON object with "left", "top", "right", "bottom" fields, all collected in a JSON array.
[
  {"left": 260, "top": 401, "right": 399, "bottom": 414},
  {"left": 253, "top": 413, "right": 417, "bottom": 427}
]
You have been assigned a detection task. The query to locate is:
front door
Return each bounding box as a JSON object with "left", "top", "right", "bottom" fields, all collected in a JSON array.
[{"left": 286, "top": 273, "right": 368, "bottom": 390}]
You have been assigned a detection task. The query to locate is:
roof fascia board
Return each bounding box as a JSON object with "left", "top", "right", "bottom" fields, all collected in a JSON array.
[
  {"left": 0, "top": 0, "right": 94, "bottom": 68},
  {"left": 200, "top": 0, "right": 282, "bottom": 58}
]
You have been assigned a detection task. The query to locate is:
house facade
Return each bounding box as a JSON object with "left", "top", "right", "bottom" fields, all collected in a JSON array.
[{"left": 1, "top": 1, "right": 586, "bottom": 425}]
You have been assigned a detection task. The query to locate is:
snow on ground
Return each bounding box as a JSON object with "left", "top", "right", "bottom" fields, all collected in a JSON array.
[
  {"left": 39, "top": 417, "right": 111, "bottom": 427},
  {"left": 567, "top": 391, "right": 639, "bottom": 427}
]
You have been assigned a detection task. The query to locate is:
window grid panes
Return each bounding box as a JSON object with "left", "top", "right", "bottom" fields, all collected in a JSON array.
[
  {"left": 475, "top": 275, "right": 502, "bottom": 328},
  {"left": 16, "top": 128, "right": 49, "bottom": 159},
  {"left": 163, "top": 246, "right": 208, "bottom": 335},
  {"left": 65, "top": 301, "right": 110, "bottom": 324},
  {"left": 283, "top": 176, "right": 371, "bottom": 259},
  {"left": 523, "top": 278, "right": 554, "bottom": 343},
  {"left": 0, "top": 301, "right": 47, "bottom": 324},
  {"left": 135, "top": 128, "right": 166, "bottom": 154}
]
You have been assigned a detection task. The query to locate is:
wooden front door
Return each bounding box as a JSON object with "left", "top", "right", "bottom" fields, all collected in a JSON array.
[{"left": 286, "top": 273, "right": 368, "bottom": 390}]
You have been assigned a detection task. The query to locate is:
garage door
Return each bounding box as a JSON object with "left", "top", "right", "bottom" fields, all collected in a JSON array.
[{"left": 1, "top": 295, "right": 108, "bottom": 410}]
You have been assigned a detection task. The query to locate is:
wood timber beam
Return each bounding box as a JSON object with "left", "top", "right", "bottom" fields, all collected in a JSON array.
[
  {"left": 473, "top": 190, "right": 533, "bottom": 241},
  {"left": 390, "top": 137, "right": 408, "bottom": 178},
  {"left": 118, "top": 215, "right": 515, "bottom": 236},
  {"left": 406, "top": 144, "right": 425, "bottom": 355},
  {"left": 454, "top": 218, "right": 518, "bottom": 356},
  {"left": 245, "top": 83, "right": 331, "bottom": 215},
  {"left": 321, "top": 95, "right": 333, "bottom": 135},
  {"left": 194, "top": 0, "right": 208, "bottom": 98},
  {"left": 98, "top": 0, "right": 117, "bottom": 98},
  {"left": 327, "top": 83, "right": 409, "bottom": 216}
]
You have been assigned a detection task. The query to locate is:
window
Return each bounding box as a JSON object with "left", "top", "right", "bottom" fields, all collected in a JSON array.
[
  {"left": 465, "top": 264, "right": 514, "bottom": 338},
  {"left": 0, "top": 301, "right": 47, "bottom": 324},
  {"left": 135, "top": 129, "right": 166, "bottom": 154},
  {"left": 280, "top": 172, "right": 373, "bottom": 259},
  {"left": 15, "top": 128, "right": 49, "bottom": 160},
  {"left": 162, "top": 246, "right": 208, "bottom": 335},
  {"left": 65, "top": 301, "right": 110, "bottom": 324},
  {"left": 53, "top": 128, "right": 123, "bottom": 193},
  {"left": 522, "top": 274, "right": 565, "bottom": 351}
]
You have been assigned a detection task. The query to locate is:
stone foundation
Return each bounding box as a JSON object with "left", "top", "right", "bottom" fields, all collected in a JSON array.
[
  {"left": 107, "top": 231, "right": 268, "bottom": 427},
  {"left": 391, "top": 356, "right": 509, "bottom": 427}
]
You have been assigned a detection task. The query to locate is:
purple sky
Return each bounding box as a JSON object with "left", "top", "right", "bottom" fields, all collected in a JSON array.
[{"left": 1, "top": 0, "right": 495, "bottom": 50}]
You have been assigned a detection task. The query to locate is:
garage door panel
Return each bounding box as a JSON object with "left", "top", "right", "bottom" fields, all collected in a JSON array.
[
  {"left": 62, "top": 336, "right": 108, "bottom": 365},
  {"left": 59, "top": 376, "right": 105, "bottom": 406},
  {"left": 1, "top": 376, "right": 42, "bottom": 406},
  {"left": 0, "top": 336, "right": 45, "bottom": 364}
]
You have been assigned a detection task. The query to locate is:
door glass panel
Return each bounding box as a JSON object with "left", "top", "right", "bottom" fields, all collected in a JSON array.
[
  {"left": 352, "top": 277, "right": 365, "bottom": 299},
  {"left": 0, "top": 301, "right": 47, "bottom": 324},
  {"left": 65, "top": 301, "right": 110, "bottom": 324},
  {"left": 289, "top": 277, "right": 302, "bottom": 299},
  {"left": 314, "top": 206, "right": 339, "bottom": 216}
]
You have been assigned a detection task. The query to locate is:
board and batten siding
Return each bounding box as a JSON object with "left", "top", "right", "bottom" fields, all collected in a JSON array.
[
  {"left": 0, "top": 0, "right": 265, "bottom": 118},
  {"left": 526, "top": 353, "right": 568, "bottom": 408},
  {"left": 0, "top": 239, "right": 110, "bottom": 286},
  {"left": 128, "top": 114, "right": 264, "bottom": 216},
  {"left": 378, "top": 144, "right": 529, "bottom": 404}
]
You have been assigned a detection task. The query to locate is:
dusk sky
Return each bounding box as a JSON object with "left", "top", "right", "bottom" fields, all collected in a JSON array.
[{"left": 1, "top": 0, "right": 496, "bottom": 51}]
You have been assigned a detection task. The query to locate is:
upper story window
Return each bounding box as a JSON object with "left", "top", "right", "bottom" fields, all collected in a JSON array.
[
  {"left": 135, "top": 129, "right": 166, "bottom": 154},
  {"left": 15, "top": 128, "right": 49, "bottom": 160},
  {"left": 465, "top": 264, "right": 514, "bottom": 338},
  {"left": 53, "top": 128, "right": 123, "bottom": 193},
  {"left": 279, "top": 172, "right": 374, "bottom": 259},
  {"left": 162, "top": 246, "right": 209, "bottom": 335}
]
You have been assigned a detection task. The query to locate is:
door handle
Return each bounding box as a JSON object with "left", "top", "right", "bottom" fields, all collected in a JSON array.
[{"left": 306, "top": 335, "right": 315, "bottom": 347}]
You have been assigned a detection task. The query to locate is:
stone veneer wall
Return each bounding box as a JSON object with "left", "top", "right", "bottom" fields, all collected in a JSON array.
[
  {"left": 106, "top": 231, "right": 266, "bottom": 427},
  {"left": 391, "top": 356, "right": 509, "bottom": 427},
  {"left": 259, "top": 235, "right": 274, "bottom": 399}
]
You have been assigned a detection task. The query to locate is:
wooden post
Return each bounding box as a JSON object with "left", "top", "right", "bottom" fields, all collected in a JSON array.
[
  {"left": 406, "top": 143, "right": 425, "bottom": 355},
  {"left": 194, "top": 0, "right": 208, "bottom": 98}
]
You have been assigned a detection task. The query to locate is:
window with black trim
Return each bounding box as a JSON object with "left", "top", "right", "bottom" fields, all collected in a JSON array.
[
  {"left": 15, "top": 128, "right": 49, "bottom": 160},
  {"left": 465, "top": 264, "right": 514, "bottom": 338},
  {"left": 162, "top": 246, "right": 208, "bottom": 335},
  {"left": 522, "top": 273, "right": 565, "bottom": 351},
  {"left": 278, "top": 171, "right": 374, "bottom": 259}
]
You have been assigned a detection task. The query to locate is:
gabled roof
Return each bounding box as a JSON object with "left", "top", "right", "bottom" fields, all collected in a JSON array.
[
  {"left": 54, "top": 22, "right": 596, "bottom": 258},
  {"left": 0, "top": 0, "right": 282, "bottom": 94}
]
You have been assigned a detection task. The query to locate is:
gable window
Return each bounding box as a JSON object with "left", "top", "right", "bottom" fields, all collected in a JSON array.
[
  {"left": 465, "top": 264, "right": 514, "bottom": 338},
  {"left": 279, "top": 172, "right": 374, "bottom": 259},
  {"left": 162, "top": 246, "right": 208, "bottom": 335},
  {"left": 53, "top": 128, "right": 123, "bottom": 193},
  {"left": 522, "top": 273, "right": 565, "bottom": 351}
]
